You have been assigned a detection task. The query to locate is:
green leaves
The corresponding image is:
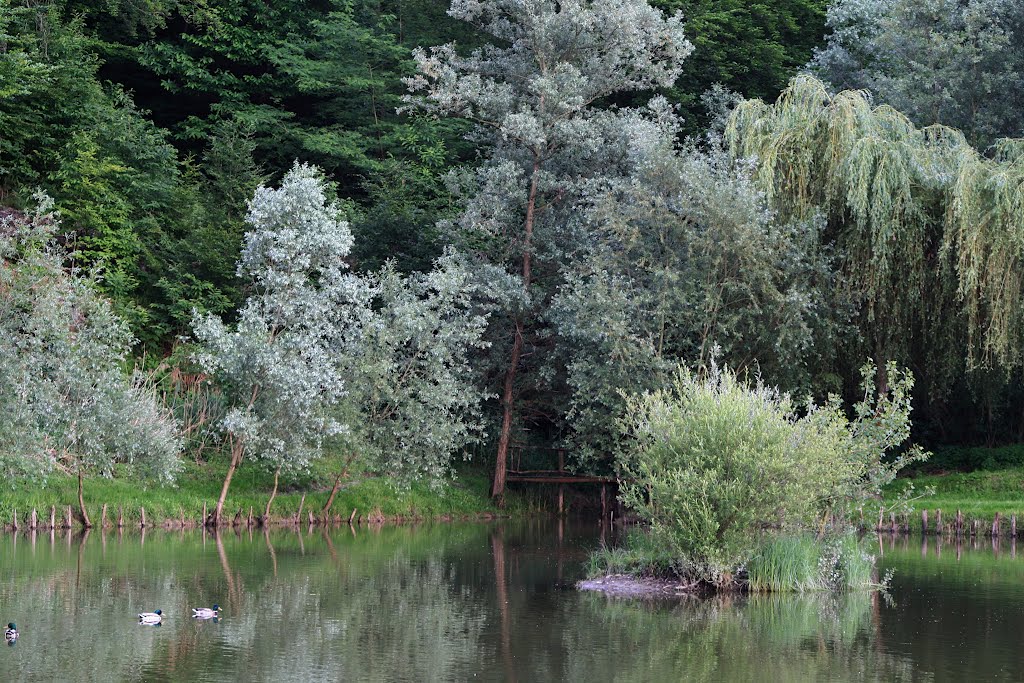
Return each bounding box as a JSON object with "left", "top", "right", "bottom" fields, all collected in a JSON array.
[
  {"left": 726, "top": 74, "right": 1024, "bottom": 379},
  {"left": 811, "top": 0, "right": 1024, "bottom": 148},
  {"left": 0, "top": 200, "right": 181, "bottom": 485},
  {"left": 616, "top": 359, "right": 921, "bottom": 582}
]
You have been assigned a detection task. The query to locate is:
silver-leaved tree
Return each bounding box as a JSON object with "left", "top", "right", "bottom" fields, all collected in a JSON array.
[
  {"left": 195, "top": 163, "right": 490, "bottom": 523},
  {"left": 194, "top": 163, "right": 372, "bottom": 525},
  {"left": 406, "top": 0, "right": 693, "bottom": 497},
  {"left": 322, "top": 252, "right": 492, "bottom": 515},
  {"left": 0, "top": 197, "right": 181, "bottom": 526}
]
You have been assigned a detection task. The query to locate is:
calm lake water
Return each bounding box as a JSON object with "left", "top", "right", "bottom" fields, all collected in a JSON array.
[{"left": 0, "top": 521, "right": 1021, "bottom": 681}]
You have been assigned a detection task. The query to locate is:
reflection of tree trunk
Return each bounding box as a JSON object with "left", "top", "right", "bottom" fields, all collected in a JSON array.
[
  {"left": 323, "top": 528, "right": 339, "bottom": 567},
  {"left": 213, "top": 438, "right": 244, "bottom": 526},
  {"left": 76, "top": 529, "right": 90, "bottom": 588},
  {"left": 77, "top": 469, "right": 92, "bottom": 528},
  {"left": 494, "top": 158, "right": 541, "bottom": 500},
  {"left": 871, "top": 590, "right": 883, "bottom": 654},
  {"left": 215, "top": 530, "right": 240, "bottom": 604},
  {"left": 557, "top": 517, "right": 564, "bottom": 585},
  {"left": 491, "top": 530, "right": 517, "bottom": 683},
  {"left": 264, "top": 528, "right": 278, "bottom": 577}
]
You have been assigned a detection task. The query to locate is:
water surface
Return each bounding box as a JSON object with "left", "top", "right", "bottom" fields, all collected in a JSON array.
[{"left": 0, "top": 522, "right": 1021, "bottom": 681}]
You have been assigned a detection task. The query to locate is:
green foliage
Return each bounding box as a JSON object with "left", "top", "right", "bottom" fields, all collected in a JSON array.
[
  {"left": 616, "top": 358, "right": 923, "bottom": 583},
  {"left": 193, "top": 163, "right": 368, "bottom": 476},
  {"left": 919, "top": 444, "right": 1024, "bottom": 473},
  {"left": 407, "top": 0, "right": 694, "bottom": 476},
  {"left": 551, "top": 139, "right": 847, "bottom": 469},
  {"left": 0, "top": 5, "right": 268, "bottom": 344},
  {"left": 725, "top": 74, "right": 1024, "bottom": 426},
  {"left": 0, "top": 199, "right": 181, "bottom": 485},
  {"left": 336, "top": 252, "right": 492, "bottom": 486},
  {"left": 811, "top": 0, "right": 1024, "bottom": 148},
  {"left": 654, "top": 0, "right": 828, "bottom": 134}
]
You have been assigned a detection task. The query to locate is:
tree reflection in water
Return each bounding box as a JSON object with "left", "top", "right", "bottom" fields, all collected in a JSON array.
[{"left": 2, "top": 522, "right": 1018, "bottom": 681}]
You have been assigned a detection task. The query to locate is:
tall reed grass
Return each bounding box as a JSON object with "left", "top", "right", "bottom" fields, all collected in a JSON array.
[{"left": 745, "top": 534, "right": 876, "bottom": 592}]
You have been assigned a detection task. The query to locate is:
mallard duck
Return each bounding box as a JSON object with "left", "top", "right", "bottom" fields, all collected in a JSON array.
[
  {"left": 191, "top": 605, "right": 220, "bottom": 619},
  {"left": 4, "top": 623, "right": 17, "bottom": 642},
  {"left": 138, "top": 610, "right": 163, "bottom": 624}
]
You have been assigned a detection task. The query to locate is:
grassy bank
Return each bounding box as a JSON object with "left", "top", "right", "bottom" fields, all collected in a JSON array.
[
  {"left": 885, "top": 466, "right": 1024, "bottom": 519},
  {"left": 0, "top": 456, "right": 542, "bottom": 528}
]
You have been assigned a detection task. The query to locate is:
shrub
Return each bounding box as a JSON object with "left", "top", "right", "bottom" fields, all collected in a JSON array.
[{"left": 616, "top": 359, "right": 923, "bottom": 586}]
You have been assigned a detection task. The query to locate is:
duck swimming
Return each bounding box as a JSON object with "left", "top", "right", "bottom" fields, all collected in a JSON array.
[
  {"left": 5, "top": 623, "right": 17, "bottom": 642},
  {"left": 191, "top": 605, "right": 220, "bottom": 619},
  {"left": 138, "top": 610, "right": 163, "bottom": 624}
]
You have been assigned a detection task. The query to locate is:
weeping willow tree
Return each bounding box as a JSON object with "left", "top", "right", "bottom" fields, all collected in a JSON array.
[{"left": 725, "top": 75, "right": 1024, "bottom": 399}]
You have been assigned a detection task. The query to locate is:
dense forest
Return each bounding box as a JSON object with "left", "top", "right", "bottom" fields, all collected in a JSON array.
[{"left": 2, "top": 0, "right": 1024, "bottom": 512}]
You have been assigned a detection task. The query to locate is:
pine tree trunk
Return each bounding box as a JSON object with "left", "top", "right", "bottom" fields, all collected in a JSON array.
[
  {"left": 77, "top": 468, "right": 92, "bottom": 529},
  {"left": 493, "top": 323, "right": 523, "bottom": 499},
  {"left": 493, "top": 158, "right": 540, "bottom": 499}
]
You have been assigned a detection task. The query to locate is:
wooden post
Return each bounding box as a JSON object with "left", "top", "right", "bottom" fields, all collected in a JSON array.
[
  {"left": 29, "top": 508, "right": 37, "bottom": 530},
  {"left": 11, "top": 508, "right": 18, "bottom": 531},
  {"left": 889, "top": 512, "right": 897, "bottom": 534},
  {"left": 992, "top": 513, "right": 1001, "bottom": 537},
  {"left": 956, "top": 509, "right": 963, "bottom": 536},
  {"left": 936, "top": 509, "right": 943, "bottom": 535},
  {"left": 140, "top": 507, "right": 146, "bottom": 528},
  {"left": 64, "top": 506, "right": 73, "bottom": 529},
  {"left": 877, "top": 508, "right": 884, "bottom": 532},
  {"left": 308, "top": 511, "right": 314, "bottom": 526},
  {"left": 202, "top": 501, "right": 207, "bottom": 527},
  {"left": 1012, "top": 514, "right": 1017, "bottom": 538},
  {"left": 117, "top": 505, "right": 124, "bottom": 528},
  {"left": 558, "top": 449, "right": 566, "bottom": 516},
  {"left": 100, "top": 504, "right": 108, "bottom": 529},
  {"left": 921, "top": 509, "right": 928, "bottom": 535},
  {"left": 247, "top": 507, "right": 254, "bottom": 528}
]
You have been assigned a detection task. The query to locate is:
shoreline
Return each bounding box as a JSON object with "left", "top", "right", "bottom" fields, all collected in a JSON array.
[
  {"left": 0, "top": 466, "right": 541, "bottom": 533},
  {"left": 578, "top": 573, "right": 706, "bottom": 598},
  {"left": 2, "top": 508, "right": 514, "bottom": 533}
]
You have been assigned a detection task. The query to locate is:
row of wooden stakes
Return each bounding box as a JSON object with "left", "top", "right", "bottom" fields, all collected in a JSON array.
[
  {"left": 868, "top": 509, "right": 1019, "bottom": 537},
  {"left": 6, "top": 501, "right": 370, "bottom": 532}
]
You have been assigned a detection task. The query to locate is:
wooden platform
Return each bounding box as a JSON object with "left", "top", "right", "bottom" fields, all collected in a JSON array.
[{"left": 505, "top": 471, "right": 617, "bottom": 484}]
